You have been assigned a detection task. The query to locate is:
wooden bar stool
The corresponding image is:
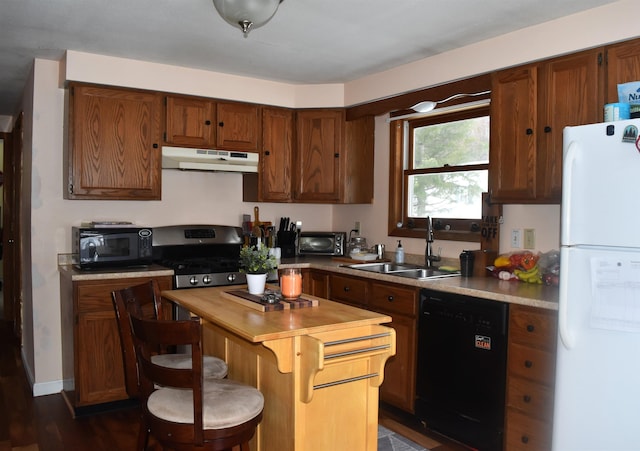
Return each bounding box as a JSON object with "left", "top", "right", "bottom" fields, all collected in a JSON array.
[
  {"left": 130, "top": 312, "right": 264, "bottom": 451},
  {"left": 112, "top": 280, "right": 229, "bottom": 448}
]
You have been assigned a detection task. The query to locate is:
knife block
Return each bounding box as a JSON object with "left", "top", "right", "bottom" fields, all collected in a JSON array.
[{"left": 277, "top": 231, "right": 297, "bottom": 258}]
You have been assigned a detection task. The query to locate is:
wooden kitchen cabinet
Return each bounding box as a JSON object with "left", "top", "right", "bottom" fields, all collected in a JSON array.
[
  {"left": 490, "top": 48, "right": 603, "bottom": 203},
  {"left": 605, "top": 37, "right": 640, "bottom": 103},
  {"left": 369, "top": 281, "right": 418, "bottom": 412},
  {"left": 257, "top": 106, "right": 294, "bottom": 201},
  {"left": 328, "top": 273, "right": 369, "bottom": 307},
  {"left": 164, "top": 96, "right": 260, "bottom": 152},
  {"left": 295, "top": 109, "right": 344, "bottom": 202},
  {"left": 325, "top": 273, "right": 418, "bottom": 413},
  {"left": 216, "top": 101, "right": 260, "bottom": 151},
  {"left": 164, "top": 95, "right": 215, "bottom": 147},
  {"left": 60, "top": 272, "right": 172, "bottom": 414},
  {"left": 504, "top": 304, "right": 558, "bottom": 451},
  {"left": 295, "top": 110, "right": 374, "bottom": 203},
  {"left": 67, "top": 84, "right": 162, "bottom": 200},
  {"left": 246, "top": 109, "right": 374, "bottom": 204},
  {"left": 301, "top": 268, "right": 329, "bottom": 298}
]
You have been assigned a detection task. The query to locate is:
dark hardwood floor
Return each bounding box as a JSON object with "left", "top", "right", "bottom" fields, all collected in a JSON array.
[{"left": 0, "top": 319, "right": 469, "bottom": 450}]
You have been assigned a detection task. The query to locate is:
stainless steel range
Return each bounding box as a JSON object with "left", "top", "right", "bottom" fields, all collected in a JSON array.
[{"left": 152, "top": 224, "right": 247, "bottom": 289}]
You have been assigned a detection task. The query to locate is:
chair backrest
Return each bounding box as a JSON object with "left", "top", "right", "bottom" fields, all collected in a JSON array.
[
  {"left": 129, "top": 312, "right": 206, "bottom": 445},
  {"left": 111, "top": 280, "right": 164, "bottom": 398}
]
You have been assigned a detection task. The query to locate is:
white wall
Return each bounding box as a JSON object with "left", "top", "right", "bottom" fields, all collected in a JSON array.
[{"left": 20, "top": 0, "right": 639, "bottom": 394}]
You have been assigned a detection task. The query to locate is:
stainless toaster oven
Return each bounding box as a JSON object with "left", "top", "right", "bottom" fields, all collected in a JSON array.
[{"left": 297, "top": 232, "right": 346, "bottom": 256}]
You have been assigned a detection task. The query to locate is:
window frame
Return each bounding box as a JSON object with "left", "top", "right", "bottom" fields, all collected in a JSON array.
[{"left": 388, "top": 105, "right": 490, "bottom": 242}]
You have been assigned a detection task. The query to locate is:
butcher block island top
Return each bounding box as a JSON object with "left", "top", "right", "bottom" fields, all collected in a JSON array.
[
  {"left": 161, "top": 285, "right": 393, "bottom": 342},
  {"left": 161, "top": 285, "right": 396, "bottom": 451}
]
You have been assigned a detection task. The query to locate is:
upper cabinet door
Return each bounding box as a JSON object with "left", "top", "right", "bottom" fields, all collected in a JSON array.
[
  {"left": 489, "top": 65, "right": 538, "bottom": 203},
  {"left": 216, "top": 102, "right": 260, "bottom": 151},
  {"left": 164, "top": 95, "right": 215, "bottom": 147},
  {"left": 605, "top": 37, "right": 640, "bottom": 103},
  {"left": 537, "top": 49, "right": 603, "bottom": 202},
  {"left": 295, "top": 109, "right": 343, "bottom": 202},
  {"left": 68, "top": 84, "right": 162, "bottom": 200},
  {"left": 260, "top": 107, "right": 294, "bottom": 202}
]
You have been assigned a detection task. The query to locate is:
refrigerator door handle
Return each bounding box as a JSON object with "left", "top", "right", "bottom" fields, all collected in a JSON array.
[
  {"left": 558, "top": 262, "right": 575, "bottom": 349},
  {"left": 561, "top": 140, "right": 579, "bottom": 246}
]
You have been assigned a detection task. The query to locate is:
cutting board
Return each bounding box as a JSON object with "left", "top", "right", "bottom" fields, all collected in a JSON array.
[{"left": 223, "top": 290, "right": 318, "bottom": 312}]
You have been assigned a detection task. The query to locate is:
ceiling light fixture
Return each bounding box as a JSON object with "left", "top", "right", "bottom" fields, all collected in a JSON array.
[
  {"left": 213, "top": 0, "right": 283, "bottom": 37},
  {"left": 411, "top": 90, "right": 491, "bottom": 113}
]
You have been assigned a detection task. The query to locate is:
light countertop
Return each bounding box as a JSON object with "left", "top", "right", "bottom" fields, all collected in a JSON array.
[
  {"left": 278, "top": 255, "right": 559, "bottom": 311},
  {"left": 161, "top": 285, "right": 392, "bottom": 343},
  {"left": 58, "top": 254, "right": 558, "bottom": 311}
]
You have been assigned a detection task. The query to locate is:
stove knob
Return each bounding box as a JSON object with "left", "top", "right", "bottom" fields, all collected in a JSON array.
[
  {"left": 189, "top": 276, "right": 199, "bottom": 286},
  {"left": 203, "top": 275, "right": 212, "bottom": 285},
  {"left": 227, "top": 273, "right": 237, "bottom": 283}
]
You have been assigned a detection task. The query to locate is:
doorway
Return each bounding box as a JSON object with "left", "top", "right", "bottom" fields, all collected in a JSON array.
[{"left": 1, "top": 112, "right": 23, "bottom": 337}]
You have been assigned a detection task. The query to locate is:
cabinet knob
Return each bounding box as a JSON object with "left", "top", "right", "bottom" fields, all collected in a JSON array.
[
  {"left": 387, "top": 295, "right": 394, "bottom": 302},
  {"left": 524, "top": 360, "right": 533, "bottom": 368},
  {"left": 544, "top": 125, "right": 552, "bottom": 133},
  {"left": 526, "top": 128, "right": 533, "bottom": 135},
  {"left": 334, "top": 153, "right": 339, "bottom": 158},
  {"left": 218, "top": 121, "right": 224, "bottom": 127},
  {"left": 526, "top": 324, "right": 535, "bottom": 332},
  {"left": 152, "top": 143, "right": 158, "bottom": 149},
  {"left": 205, "top": 120, "right": 211, "bottom": 125},
  {"left": 343, "top": 286, "right": 350, "bottom": 292},
  {"left": 521, "top": 435, "right": 530, "bottom": 444},
  {"left": 265, "top": 150, "right": 270, "bottom": 156},
  {"left": 523, "top": 394, "right": 532, "bottom": 403}
]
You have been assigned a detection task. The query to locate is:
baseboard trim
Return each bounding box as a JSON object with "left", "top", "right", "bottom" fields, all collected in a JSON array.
[{"left": 21, "top": 346, "right": 64, "bottom": 396}]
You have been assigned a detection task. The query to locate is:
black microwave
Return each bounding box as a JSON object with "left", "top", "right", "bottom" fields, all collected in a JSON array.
[{"left": 73, "top": 226, "right": 153, "bottom": 269}]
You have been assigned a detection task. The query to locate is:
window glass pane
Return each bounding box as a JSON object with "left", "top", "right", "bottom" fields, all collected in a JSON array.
[
  {"left": 408, "top": 170, "right": 488, "bottom": 219},
  {"left": 413, "top": 117, "right": 489, "bottom": 169}
]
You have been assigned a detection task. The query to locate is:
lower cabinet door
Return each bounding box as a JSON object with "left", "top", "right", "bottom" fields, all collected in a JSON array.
[
  {"left": 76, "top": 310, "right": 128, "bottom": 405},
  {"left": 378, "top": 313, "right": 416, "bottom": 412}
]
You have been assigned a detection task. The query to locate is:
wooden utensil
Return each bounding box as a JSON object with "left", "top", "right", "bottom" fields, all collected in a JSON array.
[{"left": 253, "top": 206, "right": 262, "bottom": 238}]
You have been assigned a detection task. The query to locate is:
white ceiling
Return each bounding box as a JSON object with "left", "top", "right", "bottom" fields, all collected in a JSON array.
[{"left": 0, "top": 0, "right": 620, "bottom": 115}]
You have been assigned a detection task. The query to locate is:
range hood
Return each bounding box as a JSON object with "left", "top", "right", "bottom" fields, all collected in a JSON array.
[{"left": 161, "top": 146, "right": 259, "bottom": 173}]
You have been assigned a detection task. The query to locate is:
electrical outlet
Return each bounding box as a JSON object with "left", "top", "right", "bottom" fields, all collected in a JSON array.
[
  {"left": 511, "top": 229, "right": 522, "bottom": 248},
  {"left": 524, "top": 228, "right": 535, "bottom": 249},
  {"left": 354, "top": 221, "right": 361, "bottom": 233}
]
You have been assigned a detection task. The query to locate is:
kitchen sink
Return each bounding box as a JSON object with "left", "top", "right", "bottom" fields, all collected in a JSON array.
[
  {"left": 393, "top": 268, "right": 460, "bottom": 280},
  {"left": 345, "top": 262, "right": 424, "bottom": 273},
  {"left": 345, "top": 262, "right": 460, "bottom": 279}
]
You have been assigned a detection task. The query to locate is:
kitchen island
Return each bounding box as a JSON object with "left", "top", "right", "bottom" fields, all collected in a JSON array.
[{"left": 161, "top": 285, "right": 396, "bottom": 451}]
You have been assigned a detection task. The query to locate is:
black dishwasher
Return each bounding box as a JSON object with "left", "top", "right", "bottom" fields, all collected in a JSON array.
[{"left": 415, "top": 288, "right": 508, "bottom": 451}]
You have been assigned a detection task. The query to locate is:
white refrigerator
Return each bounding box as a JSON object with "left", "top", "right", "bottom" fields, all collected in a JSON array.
[{"left": 553, "top": 119, "right": 640, "bottom": 450}]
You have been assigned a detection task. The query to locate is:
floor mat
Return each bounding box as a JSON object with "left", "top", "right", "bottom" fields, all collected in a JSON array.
[{"left": 378, "top": 424, "right": 428, "bottom": 451}]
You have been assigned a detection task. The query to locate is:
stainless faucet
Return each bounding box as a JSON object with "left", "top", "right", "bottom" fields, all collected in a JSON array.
[{"left": 425, "top": 216, "right": 441, "bottom": 268}]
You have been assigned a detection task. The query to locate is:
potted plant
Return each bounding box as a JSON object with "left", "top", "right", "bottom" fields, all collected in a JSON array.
[{"left": 239, "top": 245, "right": 277, "bottom": 294}]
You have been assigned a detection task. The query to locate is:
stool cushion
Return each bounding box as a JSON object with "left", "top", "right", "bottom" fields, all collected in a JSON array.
[
  {"left": 151, "top": 354, "right": 228, "bottom": 379},
  {"left": 147, "top": 379, "right": 264, "bottom": 429}
]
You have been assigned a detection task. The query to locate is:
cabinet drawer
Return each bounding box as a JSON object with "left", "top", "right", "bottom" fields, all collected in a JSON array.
[
  {"left": 329, "top": 275, "right": 369, "bottom": 307},
  {"left": 506, "top": 375, "right": 555, "bottom": 420},
  {"left": 510, "top": 305, "right": 557, "bottom": 350},
  {"left": 370, "top": 282, "right": 417, "bottom": 317},
  {"left": 505, "top": 408, "right": 553, "bottom": 451},
  {"left": 508, "top": 342, "right": 555, "bottom": 385},
  {"left": 75, "top": 276, "right": 172, "bottom": 312}
]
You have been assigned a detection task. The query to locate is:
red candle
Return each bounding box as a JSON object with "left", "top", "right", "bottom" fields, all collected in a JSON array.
[{"left": 280, "top": 269, "right": 302, "bottom": 299}]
